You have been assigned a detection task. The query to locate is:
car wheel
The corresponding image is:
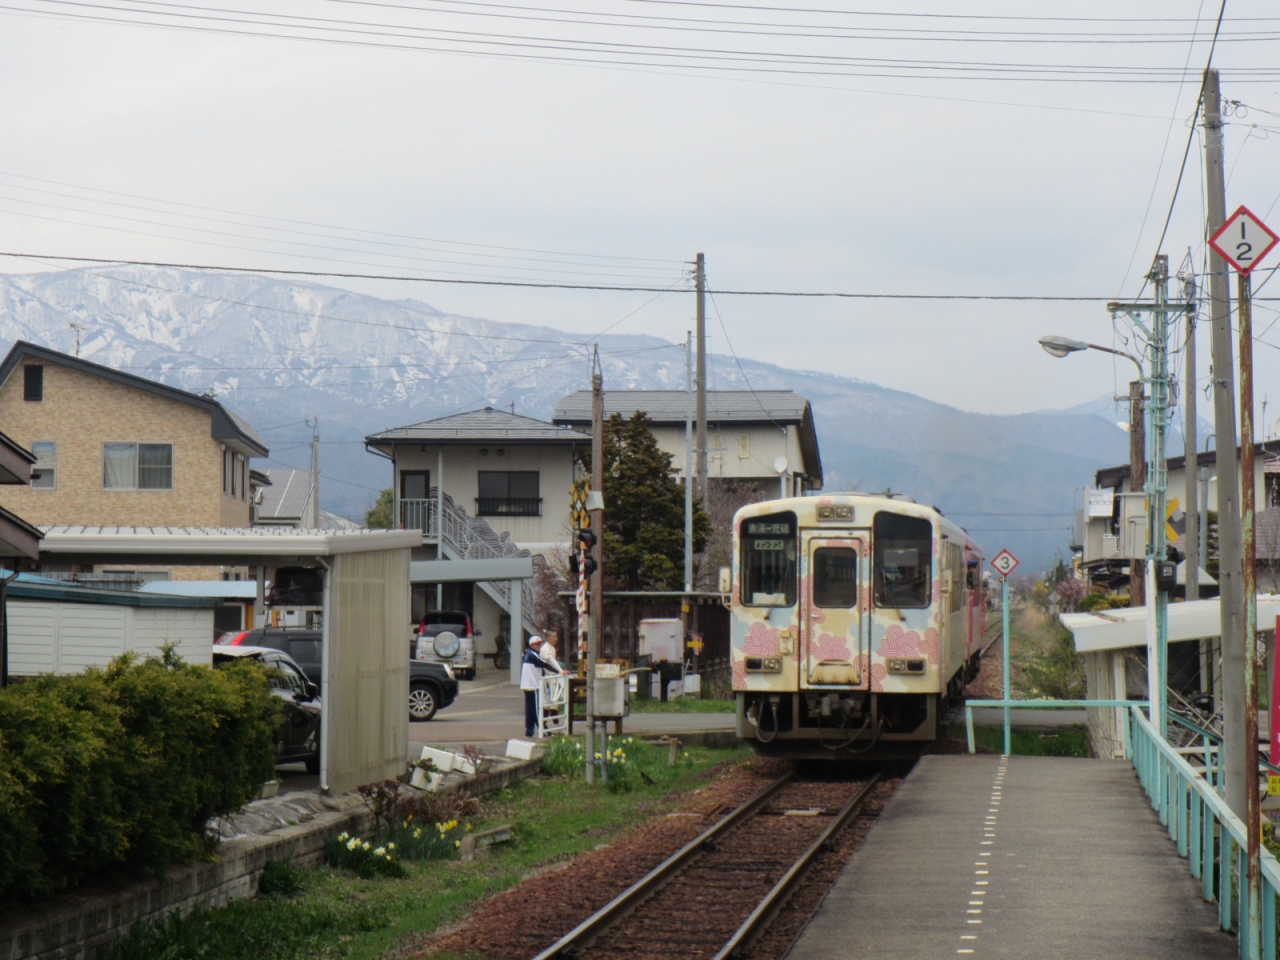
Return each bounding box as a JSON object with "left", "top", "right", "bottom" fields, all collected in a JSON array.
[
  {"left": 463, "top": 669, "right": 476, "bottom": 681},
  {"left": 409, "top": 682, "right": 439, "bottom": 722},
  {"left": 304, "top": 752, "right": 320, "bottom": 775}
]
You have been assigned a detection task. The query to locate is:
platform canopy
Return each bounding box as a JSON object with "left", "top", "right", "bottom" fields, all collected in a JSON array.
[{"left": 1061, "top": 595, "right": 1280, "bottom": 653}]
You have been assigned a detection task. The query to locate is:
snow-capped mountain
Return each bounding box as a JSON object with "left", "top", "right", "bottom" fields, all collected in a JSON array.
[{"left": 0, "top": 265, "right": 1130, "bottom": 571}]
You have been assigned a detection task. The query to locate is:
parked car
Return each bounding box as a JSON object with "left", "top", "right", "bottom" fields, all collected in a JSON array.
[
  {"left": 217, "top": 627, "right": 459, "bottom": 721},
  {"left": 212, "top": 645, "right": 321, "bottom": 773},
  {"left": 413, "top": 611, "right": 481, "bottom": 680}
]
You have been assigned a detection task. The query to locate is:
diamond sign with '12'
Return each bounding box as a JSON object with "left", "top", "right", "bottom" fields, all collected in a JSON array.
[
  {"left": 1209, "top": 205, "right": 1279, "bottom": 276},
  {"left": 991, "top": 549, "right": 1019, "bottom": 578}
]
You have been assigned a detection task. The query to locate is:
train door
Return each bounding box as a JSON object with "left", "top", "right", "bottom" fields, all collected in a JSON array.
[{"left": 800, "top": 534, "right": 867, "bottom": 688}]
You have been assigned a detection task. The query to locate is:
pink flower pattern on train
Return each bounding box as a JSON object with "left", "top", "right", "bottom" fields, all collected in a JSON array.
[
  {"left": 857, "top": 654, "right": 887, "bottom": 692},
  {"left": 742, "top": 622, "right": 779, "bottom": 656},
  {"left": 918, "top": 628, "right": 941, "bottom": 664},
  {"left": 731, "top": 658, "right": 748, "bottom": 690},
  {"left": 811, "top": 632, "right": 851, "bottom": 661},
  {"left": 878, "top": 623, "right": 922, "bottom": 658}
]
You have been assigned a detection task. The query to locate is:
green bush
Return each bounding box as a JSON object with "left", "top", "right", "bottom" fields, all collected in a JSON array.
[{"left": 0, "top": 649, "right": 279, "bottom": 900}]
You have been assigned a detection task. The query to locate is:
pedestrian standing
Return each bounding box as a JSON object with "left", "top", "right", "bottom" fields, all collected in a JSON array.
[
  {"left": 541, "top": 629, "right": 563, "bottom": 673},
  {"left": 520, "top": 636, "right": 564, "bottom": 738}
]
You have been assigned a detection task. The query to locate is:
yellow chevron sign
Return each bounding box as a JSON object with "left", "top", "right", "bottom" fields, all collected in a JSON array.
[{"left": 1166, "top": 498, "right": 1181, "bottom": 544}]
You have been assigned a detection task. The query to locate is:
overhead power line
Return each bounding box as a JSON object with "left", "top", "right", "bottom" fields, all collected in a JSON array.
[{"left": 15, "top": 250, "right": 1277, "bottom": 301}]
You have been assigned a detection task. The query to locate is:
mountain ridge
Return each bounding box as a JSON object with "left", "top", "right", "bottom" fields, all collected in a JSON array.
[{"left": 0, "top": 265, "right": 1129, "bottom": 571}]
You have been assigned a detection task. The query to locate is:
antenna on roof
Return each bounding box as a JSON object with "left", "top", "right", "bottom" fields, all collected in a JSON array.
[{"left": 68, "top": 320, "right": 86, "bottom": 357}]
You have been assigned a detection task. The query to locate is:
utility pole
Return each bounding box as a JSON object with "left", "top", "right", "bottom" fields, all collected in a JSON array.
[
  {"left": 309, "top": 418, "right": 321, "bottom": 529},
  {"left": 1110, "top": 255, "right": 1190, "bottom": 738},
  {"left": 1183, "top": 265, "right": 1200, "bottom": 602},
  {"left": 695, "top": 253, "right": 707, "bottom": 506},
  {"left": 1129, "top": 379, "right": 1147, "bottom": 608},
  {"left": 585, "top": 351, "right": 605, "bottom": 784},
  {"left": 1204, "top": 68, "right": 1247, "bottom": 821},
  {"left": 684, "top": 331, "right": 694, "bottom": 593}
]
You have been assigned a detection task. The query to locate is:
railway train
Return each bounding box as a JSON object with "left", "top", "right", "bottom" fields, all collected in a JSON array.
[{"left": 729, "top": 493, "right": 986, "bottom": 758}]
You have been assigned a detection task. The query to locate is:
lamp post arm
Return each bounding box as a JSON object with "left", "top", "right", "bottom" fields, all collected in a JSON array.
[{"left": 1084, "top": 342, "right": 1144, "bottom": 377}]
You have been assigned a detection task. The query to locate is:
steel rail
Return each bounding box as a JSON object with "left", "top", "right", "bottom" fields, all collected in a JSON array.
[
  {"left": 530, "top": 771, "right": 794, "bottom": 960},
  {"left": 713, "top": 771, "right": 884, "bottom": 960}
]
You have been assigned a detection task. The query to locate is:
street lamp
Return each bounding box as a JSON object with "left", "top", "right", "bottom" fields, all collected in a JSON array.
[{"left": 1039, "top": 335, "right": 1147, "bottom": 606}]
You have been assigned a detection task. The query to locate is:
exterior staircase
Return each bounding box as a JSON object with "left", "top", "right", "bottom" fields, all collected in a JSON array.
[{"left": 399, "top": 488, "right": 543, "bottom": 636}]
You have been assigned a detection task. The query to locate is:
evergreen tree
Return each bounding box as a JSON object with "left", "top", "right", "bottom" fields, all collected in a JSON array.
[
  {"left": 582, "top": 412, "right": 711, "bottom": 590},
  {"left": 365, "top": 488, "right": 394, "bottom": 529}
]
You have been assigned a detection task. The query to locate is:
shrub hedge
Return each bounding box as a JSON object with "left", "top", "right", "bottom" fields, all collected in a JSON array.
[{"left": 0, "top": 648, "right": 279, "bottom": 900}]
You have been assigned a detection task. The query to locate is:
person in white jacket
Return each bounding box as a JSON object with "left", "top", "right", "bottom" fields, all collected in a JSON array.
[{"left": 520, "top": 637, "right": 565, "bottom": 737}]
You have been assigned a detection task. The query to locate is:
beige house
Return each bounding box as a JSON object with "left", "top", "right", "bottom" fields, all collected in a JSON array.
[
  {"left": 552, "top": 390, "right": 823, "bottom": 497},
  {"left": 0, "top": 341, "right": 267, "bottom": 579}
]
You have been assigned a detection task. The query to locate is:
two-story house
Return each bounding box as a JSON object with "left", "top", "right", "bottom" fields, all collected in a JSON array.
[
  {"left": 365, "top": 407, "right": 590, "bottom": 655},
  {"left": 552, "top": 389, "right": 823, "bottom": 497},
  {"left": 0, "top": 341, "right": 268, "bottom": 580}
]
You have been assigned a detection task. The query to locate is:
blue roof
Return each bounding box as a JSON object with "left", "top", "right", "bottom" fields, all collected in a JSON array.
[{"left": 8, "top": 573, "right": 222, "bottom": 608}]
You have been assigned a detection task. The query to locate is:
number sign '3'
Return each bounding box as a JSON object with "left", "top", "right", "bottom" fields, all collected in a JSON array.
[{"left": 1209, "top": 205, "right": 1279, "bottom": 276}]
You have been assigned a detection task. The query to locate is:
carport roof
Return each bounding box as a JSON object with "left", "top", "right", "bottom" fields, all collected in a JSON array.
[{"left": 38, "top": 525, "right": 421, "bottom": 566}]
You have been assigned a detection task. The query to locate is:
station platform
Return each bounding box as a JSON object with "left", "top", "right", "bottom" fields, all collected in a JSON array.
[{"left": 787, "top": 754, "right": 1236, "bottom": 960}]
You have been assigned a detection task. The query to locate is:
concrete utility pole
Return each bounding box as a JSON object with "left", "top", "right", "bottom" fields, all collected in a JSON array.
[
  {"left": 694, "top": 253, "right": 707, "bottom": 505},
  {"left": 1183, "top": 267, "right": 1200, "bottom": 602},
  {"left": 1129, "top": 379, "right": 1147, "bottom": 608},
  {"left": 684, "top": 331, "right": 694, "bottom": 594},
  {"left": 309, "top": 418, "right": 321, "bottom": 529},
  {"left": 1204, "top": 68, "right": 1247, "bottom": 820}
]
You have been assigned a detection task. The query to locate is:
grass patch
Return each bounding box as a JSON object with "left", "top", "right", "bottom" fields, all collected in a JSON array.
[
  {"left": 955, "top": 724, "right": 1092, "bottom": 758},
  {"left": 628, "top": 697, "right": 735, "bottom": 714},
  {"left": 105, "top": 739, "right": 751, "bottom": 960}
]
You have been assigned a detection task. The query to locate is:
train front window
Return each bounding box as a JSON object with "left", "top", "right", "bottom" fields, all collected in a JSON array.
[
  {"left": 813, "top": 547, "right": 858, "bottom": 608},
  {"left": 873, "top": 512, "right": 931, "bottom": 609},
  {"left": 740, "top": 512, "right": 797, "bottom": 606}
]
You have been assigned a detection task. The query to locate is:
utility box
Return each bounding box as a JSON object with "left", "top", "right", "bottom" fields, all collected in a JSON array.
[
  {"left": 1117, "top": 492, "right": 1149, "bottom": 560},
  {"left": 639, "top": 618, "right": 682, "bottom": 663},
  {"left": 595, "top": 675, "right": 627, "bottom": 716}
]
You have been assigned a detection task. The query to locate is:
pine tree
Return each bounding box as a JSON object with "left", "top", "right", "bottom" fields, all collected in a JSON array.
[{"left": 582, "top": 412, "right": 711, "bottom": 590}]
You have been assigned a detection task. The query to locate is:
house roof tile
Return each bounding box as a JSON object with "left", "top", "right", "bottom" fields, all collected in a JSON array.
[{"left": 366, "top": 407, "right": 591, "bottom": 445}]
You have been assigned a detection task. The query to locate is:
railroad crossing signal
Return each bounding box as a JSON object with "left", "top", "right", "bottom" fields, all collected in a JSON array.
[
  {"left": 1209, "top": 205, "right": 1279, "bottom": 276},
  {"left": 991, "top": 549, "right": 1019, "bottom": 578}
]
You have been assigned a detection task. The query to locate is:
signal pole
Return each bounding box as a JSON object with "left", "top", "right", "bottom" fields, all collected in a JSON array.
[
  {"left": 695, "top": 253, "right": 707, "bottom": 504},
  {"left": 1203, "top": 68, "right": 1247, "bottom": 821},
  {"left": 585, "top": 350, "right": 605, "bottom": 784}
]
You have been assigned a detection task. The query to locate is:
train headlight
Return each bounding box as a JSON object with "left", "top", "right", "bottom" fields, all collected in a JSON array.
[
  {"left": 886, "top": 658, "right": 926, "bottom": 674},
  {"left": 745, "top": 657, "right": 783, "bottom": 673}
]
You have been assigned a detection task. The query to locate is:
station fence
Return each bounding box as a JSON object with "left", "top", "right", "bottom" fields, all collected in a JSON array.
[{"left": 965, "top": 698, "right": 1280, "bottom": 960}]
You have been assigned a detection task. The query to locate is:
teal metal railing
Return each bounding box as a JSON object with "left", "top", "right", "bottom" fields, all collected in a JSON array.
[
  {"left": 1129, "top": 705, "right": 1280, "bottom": 960},
  {"left": 962, "top": 699, "right": 1134, "bottom": 755}
]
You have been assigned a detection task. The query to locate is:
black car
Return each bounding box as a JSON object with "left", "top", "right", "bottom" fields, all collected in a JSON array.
[
  {"left": 213, "top": 645, "right": 321, "bottom": 774},
  {"left": 217, "top": 627, "right": 460, "bottom": 722}
]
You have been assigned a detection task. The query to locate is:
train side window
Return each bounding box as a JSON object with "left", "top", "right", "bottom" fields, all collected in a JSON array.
[
  {"left": 813, "top": 547, "right": 858, "bottom": 608},
  {"left": 873, "top": 512, "right": 931, "bottom": 609},
  {"left": 966, "top": 560, "right": 980, "bottom": 590},
  {"left": 740, "top": 511, "right": 797, "bottom": 606}
]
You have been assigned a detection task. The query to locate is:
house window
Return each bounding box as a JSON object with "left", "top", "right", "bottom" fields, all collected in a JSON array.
[
  {"left": 240, "top": 457, "right": 247, "bottom": 501},
  {"left": 23, "top": 365, "right": 42, "bottom": 402},
  {"left": 230, "top": 454, "right": 238, "bottom": 498},
  {"left": 103, "top": 443, "right": 173, "bottom": 490},
  {"left": 223, "top": 449, "right": 230, "bottom": 494},
  {"left": 477, "top": 471, "right": 541, "bottom": 516},
  {"left": 31, "top": 442, "right": 56, "bottom": 489}
]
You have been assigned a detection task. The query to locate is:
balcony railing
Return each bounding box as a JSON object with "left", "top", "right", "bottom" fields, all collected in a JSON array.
[
  {"left": 395, "top": 490, "right": 544, "bottom": 634},
  {"left": 476, "top": 497, "right": 542, "bottom": 517}
]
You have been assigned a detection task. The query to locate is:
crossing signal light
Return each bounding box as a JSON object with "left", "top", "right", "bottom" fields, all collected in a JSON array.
[{"left": 573, "top": 527, "right": 599, "bottom": 579}]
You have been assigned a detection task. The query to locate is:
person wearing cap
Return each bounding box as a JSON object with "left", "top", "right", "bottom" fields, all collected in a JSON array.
[{"left": 520, "top": 636, "right": 565, "bottom": 738}]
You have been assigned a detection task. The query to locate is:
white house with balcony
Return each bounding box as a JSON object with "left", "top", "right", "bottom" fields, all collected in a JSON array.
[
  {"left": 364, "top": 407, "right": 590, "bottom": 662},
  {"left": 552, "top": 389, "right": 823, "bottom": 497}
]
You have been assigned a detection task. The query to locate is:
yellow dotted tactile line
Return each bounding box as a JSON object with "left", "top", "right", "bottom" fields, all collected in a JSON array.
[{"left": 958, "top": 755, "right": 1008, "bottom": 955}]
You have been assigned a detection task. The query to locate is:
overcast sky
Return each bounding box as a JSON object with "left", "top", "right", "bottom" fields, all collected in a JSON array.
[{"left": 1, "top": 0, "right": 1279, "bottom": 423}]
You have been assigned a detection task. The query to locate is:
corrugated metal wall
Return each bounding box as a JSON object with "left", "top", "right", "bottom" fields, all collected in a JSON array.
[{"left": 325, "top": 547, "right": 411, "bottom": 795}]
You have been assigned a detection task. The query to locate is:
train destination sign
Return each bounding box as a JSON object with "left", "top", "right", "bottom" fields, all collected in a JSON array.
[
  {"left": 1209, "top": 205, "right": 1279, "bottom": 276},
  {"left": 991, "top": 549, "right": 1019, "bottom": 578}
]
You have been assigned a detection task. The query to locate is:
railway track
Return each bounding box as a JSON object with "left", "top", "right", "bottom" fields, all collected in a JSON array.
[{"left": 532, "top": 771, "right": 885, "bottom": 960}]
